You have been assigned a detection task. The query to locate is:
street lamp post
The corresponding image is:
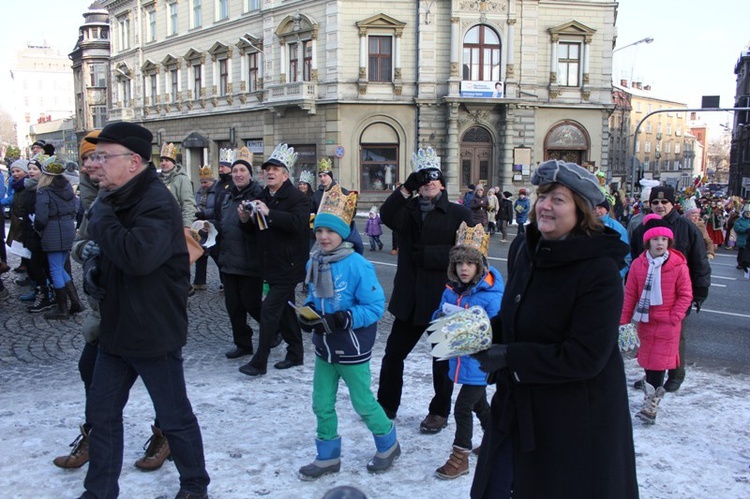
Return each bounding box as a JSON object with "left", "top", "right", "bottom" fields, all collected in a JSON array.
[{"left": 613, "top": 37, "right": 654, "bottom": 53}]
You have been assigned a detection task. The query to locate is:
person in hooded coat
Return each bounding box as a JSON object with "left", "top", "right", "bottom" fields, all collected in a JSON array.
[{"left": 471, "top": 160, "right": 638, "bottom": 499}]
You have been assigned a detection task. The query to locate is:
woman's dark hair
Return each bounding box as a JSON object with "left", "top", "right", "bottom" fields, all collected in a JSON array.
[{"left": 528, "top": 183, "right": 604, "bottom": 237}]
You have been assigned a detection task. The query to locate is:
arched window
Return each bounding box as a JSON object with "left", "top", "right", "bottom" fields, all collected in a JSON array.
[{"left": 462, "top": 25, "right": 501, "bottom": 81}]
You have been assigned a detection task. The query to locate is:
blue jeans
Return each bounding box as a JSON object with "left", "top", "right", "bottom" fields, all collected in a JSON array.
[
  {"left": 83, "top": 349, "right": 209, "bottom": 498},
  {"left": 47, "top": 250, "right": 71, "bottom": 289}
]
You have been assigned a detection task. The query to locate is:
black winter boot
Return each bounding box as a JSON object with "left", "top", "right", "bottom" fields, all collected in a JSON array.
[
  {"left": 44, "top": 288, "right": 70, "bottom": 320},
  {"left": 65, "top": 280, "right": 84, "bottom": 314},
  {"left": 27, "top": 286, "right": 55, "bottom": 313}
]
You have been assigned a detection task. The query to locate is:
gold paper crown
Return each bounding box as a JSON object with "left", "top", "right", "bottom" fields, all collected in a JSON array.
[
  {"left": 199, "top": 165, "right": 214, "bottom": 180},
  {"left": 317, "top": 184, "right": 358, "bottom": 227},
  {"left": 298, "top": 170, "right": 315, "bottom": 186},
  {"left": 219, "top": 148, "right": 236, "bottom": 165},
  {"left": 160, "top": 142, "right": 178, "bottom": 161},
  {"left": 411, "top": 146, "right": 441, "bottom": 172},
  {"left": 234, "top": 147, "right": 253, "bottom": 166},
  {"left": 318, "top": 157, "right": 333, "bottom": 174},
  {"left": 455, "top": 221, "right": 490, "bottom": 257},
  {"left": 266, "top": 143, "right": 298, "bottom": 169}
]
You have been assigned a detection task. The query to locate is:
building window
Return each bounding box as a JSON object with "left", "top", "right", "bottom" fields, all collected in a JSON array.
[
  {"left": 675, "top": 143, "right": 680, "bottom": 154},
  {"left": 92, "top": 106, "right": 107, "bottom": 128},
  {"left": 558, "top": 42, "right": 580, "bottom": 87},
  {"left": 169, "top": 3, "right": 179, "bottom": 36},
  {"left": 147, "top": 9, "right": 157, "bottom": 42},
  {"left": 217, "top": 0, "right": 229, "bottom": 20},
  {"left": 368, "top": 36, "right": 392, "bottom": 82},
  {"left": 118, "top": 16, "right": 131, "bottom": 51},
  {"left": 89, "top": 64, "right": 107, "bottom": 87},
  {"left": 657, "top": 123, "right": 662, "bottom": 134},
  {"left": 636, "top": 141, "right": 640, "bottom": 153},
  {"left": 676, "top": 125, "right": 682, "bottom": 136},
  {"left": 193, "top": 62, "right": 202, "bottom": 97},
  {"left": 192, "top": 0, "right": 202, "bottom": 28},
  {"left": 646, "top": 122, "right": 652, "bottom": 133},
  {"left": 248, "top": 52, "right": 258, "bottom": 92},
  {"left": 645, "top": 141, "right": 651, "bottom": 153},
  {"left": 665, "top": 142, "right": 671, "bottom": 153},
  {"left": 149, "top": 74, "right": 158, "bottom": 103},
  {"left": 170, "top": 68, "right": 179, "bottom": 102},
  {"left": 462, "top": 25, "right": 501, "bottom": 81},
  {"left": 247, "top": 0, "right": 260, "bottom": 10},
  {"left": 667, "top": 123, "right": 672, "bottom": 135},
  {"left": 288, "top": 41, "right": 312, "bottom": 82},
  {"left": 361, "top": 145, "right": 398, "bottom": 191},
  {"left": 219, "top": 59, "right": 228, "bottom": 95},
  {"left": 120, "top": 79, "right": 131, "bottom": 107}
]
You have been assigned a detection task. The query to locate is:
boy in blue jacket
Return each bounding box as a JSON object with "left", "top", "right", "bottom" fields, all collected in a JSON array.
[
  {"left": 434, "top": 222, "right": 504, "bottom": 479},
  {"left": 297, "top": 185, "right": 398, "bottom": 480}
]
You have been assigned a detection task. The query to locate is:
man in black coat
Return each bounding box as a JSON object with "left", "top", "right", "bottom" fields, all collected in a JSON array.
[
  {"left": 497, "top": 191, "right": 514, "bottom": 242},
  {"left": 81, "top": 122, "right": 209, "bottom": 499},
  {"left": 377, "top": 149, "right": 474, "bottom": 434},
  {"left": 630, "top": 186, "right": 711, "bottom": 392},
  {"left": 238, "top": 144, "right": 311, "bottom": 376}
]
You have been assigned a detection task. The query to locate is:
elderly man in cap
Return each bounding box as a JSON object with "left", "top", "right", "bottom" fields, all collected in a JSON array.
[
  {"left": 237, "top": 143, "right": 311, "bottom": 377},
  {"left": 79, "top": 122, "right": 209, "bottom": 499},
  {"left": 630, "top": 185, "right": 711, "bottom": 392},
  {"left": 376, "top": 147, "right": 474, "bottom": 434}
]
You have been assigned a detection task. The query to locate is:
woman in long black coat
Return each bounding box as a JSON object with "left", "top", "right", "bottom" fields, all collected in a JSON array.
[{"left": 472, "top": 160, "right": 638, "bottom": 499}]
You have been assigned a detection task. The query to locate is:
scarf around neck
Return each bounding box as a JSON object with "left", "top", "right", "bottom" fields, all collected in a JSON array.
[
  {"left": 633, "top": 250, "right": 669, "bottom": 323},
  {"left": 305, "top": 242, "right": 355, "bottom": 299}
]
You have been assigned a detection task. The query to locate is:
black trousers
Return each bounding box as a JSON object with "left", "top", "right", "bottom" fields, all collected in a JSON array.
[
  {"left": 377, "top": 318, "right": 454, "bottom": 418},
  {"left": 249, "top": 282, "right": 303, "bottom": 369},
  {"left": 453, "top": 384, "right": 490, "bottom": 449},
  {"left": 193, "top": 244, "right": 220, "bottom": 286},
  {"left": 221, "top": 272, "right": 263, "bottom": 349}
]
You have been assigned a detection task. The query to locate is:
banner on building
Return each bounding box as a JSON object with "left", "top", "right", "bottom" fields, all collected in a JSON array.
[{"left": 460, "top": 81, "right": 503, "bottom": 98}]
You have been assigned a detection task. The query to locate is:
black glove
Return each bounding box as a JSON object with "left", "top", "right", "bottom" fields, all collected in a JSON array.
[
  {"left": 692, "top": 286, "right": 708, "bottom": 313},
  {"left": 411, "top": 244, "right": 425, "bottom": 268},
  {"left": 83, "top": 260, "right": 105, "bottom": 302},
  {"left": 472, "top": 345, "right": 508, "bottom": 373},
  {"left": 327, "top": 310, "right": 352, "bottom": 330},
  {"left": 403, "top": 171, "right": 422, "bottom": 194}
]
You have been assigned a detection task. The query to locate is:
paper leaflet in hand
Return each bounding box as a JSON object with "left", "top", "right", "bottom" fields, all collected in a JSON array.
[
  {"left": 7, "top": 240, "right": 31, "bottom": 259},
  {"left": 618, "top": 323, "right": 640, "bottom": 352},
  {"left": 426, "top": 306, "right": 492, "bottom": 360},
  {"left": 190, "top": 220, "right": 218, "bottom": 248},
  {"left": 288, "top": 301, "right": 321, "bottom": 321}
]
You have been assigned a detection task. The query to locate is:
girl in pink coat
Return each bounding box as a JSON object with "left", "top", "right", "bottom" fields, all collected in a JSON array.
[{"left": 621, "top": 214, "right": 693, "bottom": 424}]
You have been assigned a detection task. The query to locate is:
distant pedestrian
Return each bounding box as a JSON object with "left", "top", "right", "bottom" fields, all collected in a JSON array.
[
  {"left": 486, "top": 187, "right": 499, "bottom": 235},
  {"left": 621, "top": 214, "right": 692, "bottom": 424},
  {"left": 732, "top": 204, "right": 750, "bottom": 277},
  {"left": 496, "top": 191, "right": 513, "bottom": 242},
  {"left": 364, "top": 206, "right": 384, "bottom": 251},
  {"left": 513, "top": 188, "right": 530, "bottom": 235},
  {"left": 469, "top": 184, "right": 489, "bottom": 229}
]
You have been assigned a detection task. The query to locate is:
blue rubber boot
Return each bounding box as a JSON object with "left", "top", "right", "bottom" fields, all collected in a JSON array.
[
  {"left": 19, "top": 286, "right": 37, "bottom": 302},
  {"left": 298, "top": 437, "right": 341, "bottom": 481},
  {"left": 367, "top": 423, "right": 400, "bottom": 473}
]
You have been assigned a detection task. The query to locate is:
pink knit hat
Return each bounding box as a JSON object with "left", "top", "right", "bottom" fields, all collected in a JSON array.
[{"left": 642, "top": 213, "right": 673, "bottom": 244}]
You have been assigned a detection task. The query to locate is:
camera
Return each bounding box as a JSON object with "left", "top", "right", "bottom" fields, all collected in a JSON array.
[{"left": 241, "top": 200, "right": 257, "bottom": 215}]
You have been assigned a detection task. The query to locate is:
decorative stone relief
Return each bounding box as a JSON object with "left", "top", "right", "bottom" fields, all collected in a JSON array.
[
  {"left": 550, "top": 72, "right": 557, "bottom": 83},
  {"left": 582, "top": 90, "right": 590, "bottom": 101},
  {"left": 582, "top": 73, "right": 589, "bottom": 84}
]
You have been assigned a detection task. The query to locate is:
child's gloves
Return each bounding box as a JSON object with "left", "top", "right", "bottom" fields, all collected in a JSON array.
[
  {"left": 472, "top": 344, "right": 508, "bottom": 373},
  {"left": 297, "top": 305, "right": 324, "bottom": 333},
  {"left": 322, "top": 310, "right": 352, "bottom": 332}
]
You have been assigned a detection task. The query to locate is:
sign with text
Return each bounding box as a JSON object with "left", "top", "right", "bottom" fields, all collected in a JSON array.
[{"left": 460, "top": 81, "right": 503, "bottom": 98}]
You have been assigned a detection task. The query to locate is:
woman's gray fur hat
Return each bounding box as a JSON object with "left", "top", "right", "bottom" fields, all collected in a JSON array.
[{"left": 531, "top": 159, "right": 604, "bottom": 208}]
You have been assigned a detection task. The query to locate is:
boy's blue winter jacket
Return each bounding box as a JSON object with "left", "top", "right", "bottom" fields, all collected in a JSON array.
[
  {"left": 305, "top": 251, "right": 385, "bottom": 364},
  {"left": 433, "top": 266, "right": 504, "bottom": 385}
]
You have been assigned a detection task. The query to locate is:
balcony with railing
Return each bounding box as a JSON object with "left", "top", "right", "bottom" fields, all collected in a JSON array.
[{"left": 264, "top": 81, "right": 317, "bottom": 114}]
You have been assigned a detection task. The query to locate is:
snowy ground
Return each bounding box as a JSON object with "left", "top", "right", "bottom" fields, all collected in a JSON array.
[{"left": 2, "top": 309, "right": 750, "bottom": 499}]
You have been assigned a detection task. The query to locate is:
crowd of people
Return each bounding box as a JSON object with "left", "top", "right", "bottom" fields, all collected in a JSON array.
[{"left": 2, "top": 125, "right": 739, "bottom": 498}]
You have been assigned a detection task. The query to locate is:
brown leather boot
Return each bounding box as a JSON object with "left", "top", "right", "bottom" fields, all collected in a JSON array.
[
  {"left": 134, "top": 425, "right": 171, "bottom": 471},
  {"left": 435, "top": 445, "right": 470, "bottom": 479},
  {"left": 53, "top": 425, "right": 89, "bottom": 469}
]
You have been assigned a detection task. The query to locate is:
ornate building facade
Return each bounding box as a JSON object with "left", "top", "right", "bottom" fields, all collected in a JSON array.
[{"left": 91, "top": 0, "right": 618, "bottom": 202}]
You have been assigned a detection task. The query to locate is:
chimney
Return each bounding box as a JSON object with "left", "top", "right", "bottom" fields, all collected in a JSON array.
[
  {"left": 643, "top": 85, "right": 651, "bottom": 91},
  {"left": 633, "top": 81, "right": 642, "bottom": 90},
  {"left": 620, "top": 79, "right": 628, "bottom": 87},
  {"left": 690, "top": 112, "right": 697, "bottom": 120}
]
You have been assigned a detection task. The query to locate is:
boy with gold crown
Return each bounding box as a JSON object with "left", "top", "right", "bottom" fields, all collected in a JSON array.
[
  {"left": 433, "top": 222, "right": 505, "bottom": 480},
  {"left": 296, "top": 184, "right": 399, "bottom": 479}
]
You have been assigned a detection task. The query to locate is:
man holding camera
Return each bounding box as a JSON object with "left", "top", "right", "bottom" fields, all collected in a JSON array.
[{"left": 376, "top": 147, "right": 474, "bottom": 434}]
